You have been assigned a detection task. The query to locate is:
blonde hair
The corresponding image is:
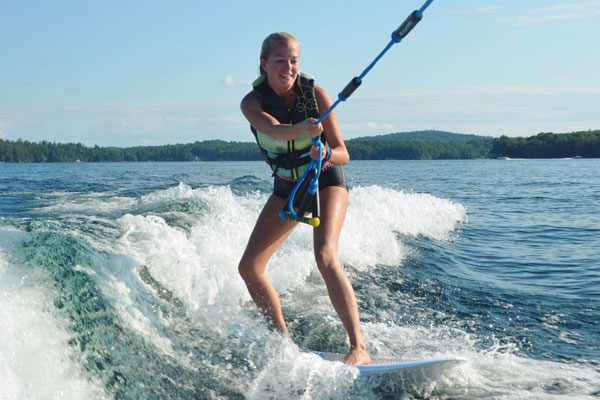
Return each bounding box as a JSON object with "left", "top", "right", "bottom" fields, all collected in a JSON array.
[{"left": 259, "top": 32, "right": 299, "bottom": 75}]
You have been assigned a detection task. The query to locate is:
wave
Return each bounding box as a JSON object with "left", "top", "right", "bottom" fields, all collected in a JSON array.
[{"left": 1, "top": 183, "right": 598, "bottom": 399}]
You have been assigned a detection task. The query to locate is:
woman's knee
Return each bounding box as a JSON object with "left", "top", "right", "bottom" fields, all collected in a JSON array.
[
  {"left": 238, "top": 259, "right": 259, "bottom": 283},
  {"left": 314, "top": 246, "right": 338, "bottom": 273}
]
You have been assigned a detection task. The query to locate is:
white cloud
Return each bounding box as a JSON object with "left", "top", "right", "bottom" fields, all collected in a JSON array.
[
  {"left": 464, "top": 85, "right": 600, "bottom": 96},
  {"left": 460, "top": 5, "right": 503, "bottom": 14},
  {"left": 213, "top": 114, "right": 245, "bottom": 124},
  {"left": 342, "top": 122, "right": 395, "bottom": 132},
  {"left": 336, "top": 84, "right": 600, "bottom": 139},
  {"left": 224, "top": 75, "right": 251, "bottom": 87},
  {"left": 118, "top": 109, "right": 202, "bottom": 134},
  {"left": 0, "top": 102, "right": 247, "bottom": 146},
  {"left": 475, "top": 5, "right": 503, "bottom": 13},
  {"left": 498, "top": 1, "right": 600, "bottom": 25},
  {"left": 536, "top": 2, "right": 600, "bottom": 12},
  {"left": 121, "top": 112, "right": 166, "bottom": 133},
  {"left": 366, "top": 122, "right": 394, "bottom": 131},
  {"left": 224, "top": 75, "right": 235, "bottom": 86},
  {"left": 340, "top": 123, "right": 362, "bottom": 131}
]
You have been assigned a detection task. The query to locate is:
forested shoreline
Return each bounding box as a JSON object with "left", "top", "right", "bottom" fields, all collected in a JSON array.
[
  {"left": 491, "top": 131, "right": 600, "bottom": 159},
  {"left": 1, "top": 130, "right": 598, "bottom": 163}
]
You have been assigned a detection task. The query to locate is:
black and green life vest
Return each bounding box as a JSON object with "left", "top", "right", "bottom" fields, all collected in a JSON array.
[{"left": 250, "top": 72, "right": 323, "bottom": 179}]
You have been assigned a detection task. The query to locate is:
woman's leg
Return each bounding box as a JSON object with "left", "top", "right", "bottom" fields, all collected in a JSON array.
[
  {"left": 313, "top": 186, "right": 370, "bottom": 365},
  {"left": 238, "top": 194, "right": 298, "bottom": 333}
]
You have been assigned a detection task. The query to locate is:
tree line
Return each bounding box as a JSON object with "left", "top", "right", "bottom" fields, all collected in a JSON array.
[
  {"left": 347, "top": 137, "right": 491, "bottom": 160},
  {"left": 0, "top": 139, "right": 261, "bottom": 163},
  {"left": 491, "top": 131, "right": 600, "bottom": 159},
  {"left": 1, "top": 130, "right": 598, "bottom": 163},
  {"left": 0, "top": 135, "right": 491, "bottom": 163}
]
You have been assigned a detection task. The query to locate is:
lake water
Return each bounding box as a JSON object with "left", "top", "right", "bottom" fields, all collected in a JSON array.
[{"left": 1, "top": 159, "right": 598, "bottom": 399}]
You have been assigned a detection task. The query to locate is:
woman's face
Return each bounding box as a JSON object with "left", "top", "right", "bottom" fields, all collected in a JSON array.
[{"left": 261, "top": 41, "right": 299, "bottom": 96}]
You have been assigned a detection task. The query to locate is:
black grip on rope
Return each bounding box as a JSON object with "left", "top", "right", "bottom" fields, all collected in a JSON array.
[
  {"left": 393, "top": 10, "right": 423, "bottom": 41},
  {"left": 339, "top": 77, "right": 362, "bottom": 100},
  {"left": 312, "top": 186, "right": 320, "bottom": 221}
]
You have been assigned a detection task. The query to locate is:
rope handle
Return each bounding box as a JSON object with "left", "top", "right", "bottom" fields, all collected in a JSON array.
[{"left": 279, "top": 138, "right": 322, "bottom": 227}]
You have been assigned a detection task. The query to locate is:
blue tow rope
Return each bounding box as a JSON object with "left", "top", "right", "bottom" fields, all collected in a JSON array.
[{"left": 280, "top": 0, "right": 435, "bottom": 227}]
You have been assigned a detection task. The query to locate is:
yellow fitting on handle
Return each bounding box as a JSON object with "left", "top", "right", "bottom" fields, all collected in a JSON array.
[{"left": 280, "top": 212, "right": 320, "bottom": 228}]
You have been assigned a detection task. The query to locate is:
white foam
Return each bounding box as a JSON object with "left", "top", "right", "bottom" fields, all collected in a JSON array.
[
  {"left": 117, "top": 188, "right": 251, "bottom": 311},
  {"left": 0, "top": 228, "right": 107, "bottom": 400},
  {"left": 137, "top": 182, "right": 195, "bottom": 205},
  {"left": 115, "top": 184, "right": 318, "bottom": 313},
  {"left": 244, "top": 337, "right": 358, "bottom": 400},
  {"left": 110, "top": 183, "right": 468, "bottom": 325},
  {"left": 34, "top": 192, "right": 136, "bottom": 216},
  {"left": 452, "top": 350, "right": 600, "bottom": 399},
  {"left": 351, "top": 320, "right": 600, "bottom": 399},
  {"left": 341, "top": 186, "right": 468, "bottom": 270},
  {"left": 72, "top": 255, "right": 180, "bottom": 359}
]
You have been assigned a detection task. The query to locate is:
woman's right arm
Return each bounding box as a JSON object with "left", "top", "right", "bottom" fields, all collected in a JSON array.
[{"left": 240, "top": 91, "right": 322, "bottom": 141}]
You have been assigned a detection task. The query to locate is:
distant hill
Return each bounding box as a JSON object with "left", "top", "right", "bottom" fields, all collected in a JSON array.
[
  {"left": 492, "top": 130, "right": 600, "bottom": 158},
  {"left": 345, "top": 130, "right": 494, "bottom": 160},
  {"left": 351, "top": 130, "right": 493, "bottom": 143}
]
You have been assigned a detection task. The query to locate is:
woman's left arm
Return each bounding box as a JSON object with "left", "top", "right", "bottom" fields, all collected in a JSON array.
[{"left": 311, "top": 85, "right": 350, "bottom": 166}]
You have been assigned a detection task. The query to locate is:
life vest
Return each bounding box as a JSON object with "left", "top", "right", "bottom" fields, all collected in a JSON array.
[{"left": 250, "top": 72, "right": 323, "bottom": 179}]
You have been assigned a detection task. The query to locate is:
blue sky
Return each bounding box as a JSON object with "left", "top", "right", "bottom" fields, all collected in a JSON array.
[{"left": 1, "top": 0, "right": 599, "bottom": 147}]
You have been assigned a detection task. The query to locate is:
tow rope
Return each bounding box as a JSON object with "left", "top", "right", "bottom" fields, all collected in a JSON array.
[{"left": 279, "top": 0, "right": 435, "bottom": 227}]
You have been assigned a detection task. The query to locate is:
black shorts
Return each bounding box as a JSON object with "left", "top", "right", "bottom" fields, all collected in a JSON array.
[{"left": 273, "top": 164, "right": 348, "bottom": 201}]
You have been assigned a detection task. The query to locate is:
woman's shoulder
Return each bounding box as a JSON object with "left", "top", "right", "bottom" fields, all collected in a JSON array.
[
  {"left": 241, "top": 89, "right": 260, "bottom": 111},
  {"left": 314, "top": 84, "right": 332, "bottom": 104}
]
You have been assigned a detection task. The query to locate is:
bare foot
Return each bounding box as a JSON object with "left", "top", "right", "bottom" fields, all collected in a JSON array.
[{"left": 341, "top": 345, "right": 371, "bottom": 366}]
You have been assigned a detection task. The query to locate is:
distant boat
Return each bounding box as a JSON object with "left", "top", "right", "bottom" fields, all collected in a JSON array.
[
  {"left": 573, "top": 155, "right": 583, "bottom": 159},
  {"left": 496, "top": 156, "right": 511, "bottom": 160}
]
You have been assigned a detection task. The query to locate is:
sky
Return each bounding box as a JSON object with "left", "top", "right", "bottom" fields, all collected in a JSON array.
[{"left": 1, "top": 0, "right": 599, "bottom": 147}]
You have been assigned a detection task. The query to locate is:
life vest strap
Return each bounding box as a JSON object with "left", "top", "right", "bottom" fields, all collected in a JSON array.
[{"left": 258, "top": 146, "right": 312, "bottom": 177}]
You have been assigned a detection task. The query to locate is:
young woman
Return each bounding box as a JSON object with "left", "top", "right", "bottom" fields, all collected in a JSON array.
[{"left": 238, "top": 32, "right": 370, "bottom": 366}]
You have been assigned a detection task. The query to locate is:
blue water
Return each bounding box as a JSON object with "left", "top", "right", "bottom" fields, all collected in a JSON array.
[{"left": 1, "top": 159, "right": 599, "bottom": 399}]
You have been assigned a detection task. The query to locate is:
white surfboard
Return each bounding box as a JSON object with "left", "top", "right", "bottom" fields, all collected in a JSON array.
[{"left": 309, "top": 351, "right": 465, "bottom": 376}]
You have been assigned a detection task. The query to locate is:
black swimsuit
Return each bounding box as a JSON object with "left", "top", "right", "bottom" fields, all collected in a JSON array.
[{"left": 273, "top": 164, "right": 348, "bottom": 201}]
